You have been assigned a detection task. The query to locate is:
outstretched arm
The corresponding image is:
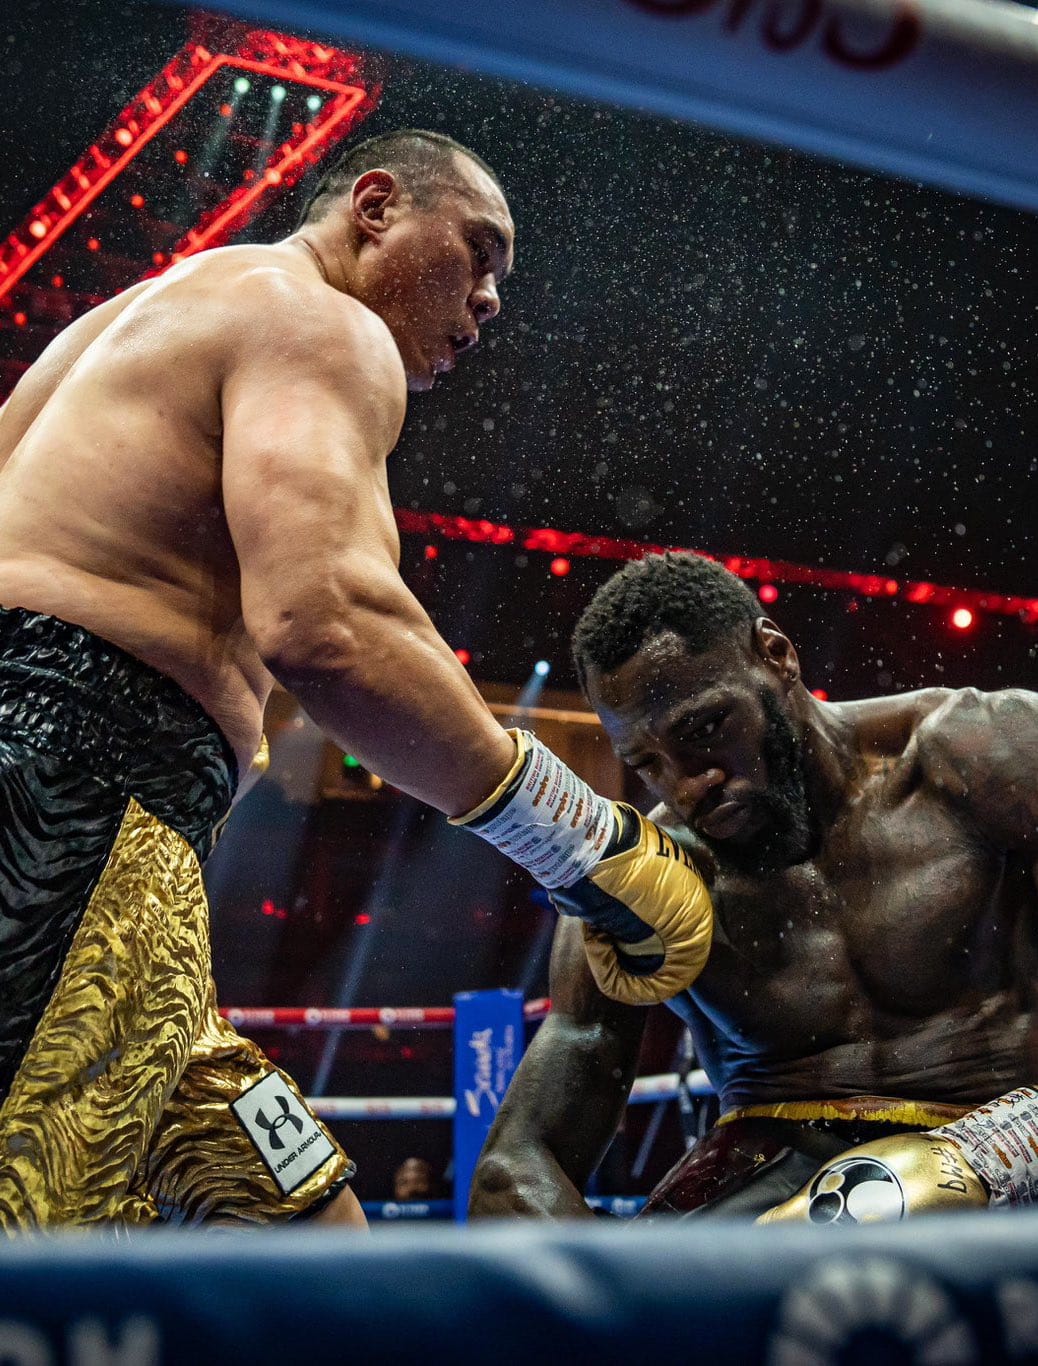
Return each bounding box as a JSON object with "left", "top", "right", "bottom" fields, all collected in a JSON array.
[
  {"left": 469, "top": 916, "right": 648, "bottom": 1218},
  {"left": 222, "top": 272, "right": 718, "bottom": 1009},
  {"left": 221, "top": 278, "right": 514, "bottom": 817}
]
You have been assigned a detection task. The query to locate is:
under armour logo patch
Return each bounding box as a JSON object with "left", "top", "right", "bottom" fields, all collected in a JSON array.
[
  {"left": 232, "top": 1071, "right": 336, "bottom": 1194},
  {"left": 253, "top": 1095, "right": 305, "bottom": 1150}
]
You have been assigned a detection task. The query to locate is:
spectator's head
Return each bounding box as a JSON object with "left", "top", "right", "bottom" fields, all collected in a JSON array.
[{"left": 393, "top": 1156, "right": 437, "bottom": 1201}]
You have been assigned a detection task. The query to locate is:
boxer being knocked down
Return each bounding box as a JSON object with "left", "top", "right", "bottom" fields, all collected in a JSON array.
[{"left": 472, "top": 551, "right": 1038, "bottom": 1222}]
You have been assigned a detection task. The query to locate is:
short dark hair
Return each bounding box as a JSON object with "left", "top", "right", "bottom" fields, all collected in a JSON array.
[
  {"left": 296, "top": 128, "right": 503, "bottom": 225},
  {"left": 572, "top": 552, "right": 761, "bottom": 691}
]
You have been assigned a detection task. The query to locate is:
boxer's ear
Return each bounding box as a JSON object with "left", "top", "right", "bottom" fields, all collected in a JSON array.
[
  {"left": 351, "top": 170, "right": 399, "bottom": 241},
  {"left": 752, "top": 618, "right": 800, "bottom": 688}
]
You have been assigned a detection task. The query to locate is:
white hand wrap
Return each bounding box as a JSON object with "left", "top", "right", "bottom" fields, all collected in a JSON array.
[
  {"left": 940, "top": 1086, "right": 1038, "bottom": 1207},
  {"left": 451, "top": 731, "right": 614, "bottom": 889}
]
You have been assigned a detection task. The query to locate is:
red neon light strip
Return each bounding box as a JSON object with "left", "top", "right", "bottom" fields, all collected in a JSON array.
[
  {"left": 213, "top": 55, "right": 356, "bottom": 93},
  {"left": 395, "top": 509, "right": 1038, "bottom": 624},
  {"left": 0, "top": 32, "right": 376, "bottom": 302}
]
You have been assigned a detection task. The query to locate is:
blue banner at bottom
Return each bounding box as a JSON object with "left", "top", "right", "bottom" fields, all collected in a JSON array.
[{"left": 1, "top": 1216, "right": 1038, "bottom": 1363}]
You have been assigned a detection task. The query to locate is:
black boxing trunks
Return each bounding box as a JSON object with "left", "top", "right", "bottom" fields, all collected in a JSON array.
[
  {"left": 639, "top": 1096, "right": 972, "bottom": 1219},
  {"left": 0, "top": 607, "right": 354, "bottom": 1229}
]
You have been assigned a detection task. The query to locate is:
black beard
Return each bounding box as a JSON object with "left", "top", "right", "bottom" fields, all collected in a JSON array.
[{"left": 702, "top": 688, "right": 815, "bottom": 877}]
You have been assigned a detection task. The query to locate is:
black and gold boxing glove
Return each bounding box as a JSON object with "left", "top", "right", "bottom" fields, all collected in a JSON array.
[
  {"left": 452, "top": 730, "right": 714, "bottom": 1005},
  {"left": 757, "top": 1086, "right": 1038, "bottom": 1225}
]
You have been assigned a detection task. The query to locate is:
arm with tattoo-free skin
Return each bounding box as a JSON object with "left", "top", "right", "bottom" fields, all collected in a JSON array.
[
  {"left": 221, "top": 274, "right": 515, "bottom": 817},
  {"left": 469, "top": 916, "right": 647, "bottom": 1218},
  {"left": 221, "top": 273, "right": 719, "bottom": 1007}
]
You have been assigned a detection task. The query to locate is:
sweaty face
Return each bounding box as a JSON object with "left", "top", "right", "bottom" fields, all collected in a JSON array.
[
  {"left": 369, "top": 159, "right": 514, "bottom": 392},
  {"left": 588, "top": 631, "right": 814, "bottom": 876}
]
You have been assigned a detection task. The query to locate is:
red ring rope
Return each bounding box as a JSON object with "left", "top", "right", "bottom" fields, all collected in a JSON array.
[{"left": 220, "top": 998, "right": 551, "bottom": 1029}]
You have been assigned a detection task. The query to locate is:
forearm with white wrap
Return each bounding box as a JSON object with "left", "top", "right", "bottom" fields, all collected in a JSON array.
[
  {"left": 451, "top": 730, "right": 714, "bottom": 1005},
  {"left": 757, "top": 1086, "right": 1038, "bottom": 1225}
]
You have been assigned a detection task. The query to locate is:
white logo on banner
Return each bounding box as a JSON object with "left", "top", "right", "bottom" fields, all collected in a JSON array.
[
  {"left": 768, "top": 1256, "right": 976, "bottom": 1365},
  {"left": 464, "top": 1028, "right": 498, "bottom": 1117},
  {"left": 0, "top": 1317, "right": 160, "bottom": 1366},
  {"left": 464, "top": 1024, "right": 518, "bottom": 1119},
  {"left": 232, "top": 1071, "right": 335, "bottom": 1194}
]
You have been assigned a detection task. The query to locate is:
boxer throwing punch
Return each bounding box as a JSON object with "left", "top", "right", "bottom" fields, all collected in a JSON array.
[
  {"left": 472, "top": 551, "right": 1038, "bottom": 1222},
  {"left": 0, "top": 132, "right": 714, "bottom": 1230}
]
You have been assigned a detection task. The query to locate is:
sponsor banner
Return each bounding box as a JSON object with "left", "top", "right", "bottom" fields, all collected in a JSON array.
[
  {"left": 452, "top": 988, "right": 525, "bottom": 1222},
  {"left": 179, "top": 0, "right": 1038, "bottom": 210},
  {"left": 362, "top": 1199, "right": 454, "bottom": 1220}
]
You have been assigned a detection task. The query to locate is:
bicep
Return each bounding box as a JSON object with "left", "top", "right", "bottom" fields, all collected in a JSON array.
[{"left": 220, "top": 320, "right": 404, "bottom": 633}]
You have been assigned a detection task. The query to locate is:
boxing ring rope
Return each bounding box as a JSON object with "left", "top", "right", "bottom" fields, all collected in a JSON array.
[
  {"left": 221, "top": 999, "right": 551, "bottom": 1030},
  {"left": 315, "top": 1071, "right": 695, "bottom": 1218},
  {"left": 299, "top": 1069, "right": 714, "bottom": 1121},
  {"left": 6, "top": 1214, "right": 1038, "bottom": 1362}
]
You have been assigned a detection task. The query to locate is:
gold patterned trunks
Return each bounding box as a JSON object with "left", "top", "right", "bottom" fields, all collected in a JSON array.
[{"left": 0, "top": 608, "right": 354, "bottom": 1230}]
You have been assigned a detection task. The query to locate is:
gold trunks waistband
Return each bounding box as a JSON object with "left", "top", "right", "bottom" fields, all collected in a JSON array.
[{"left": 717, "top": 1096, "right": 974, "bottom": 1129}]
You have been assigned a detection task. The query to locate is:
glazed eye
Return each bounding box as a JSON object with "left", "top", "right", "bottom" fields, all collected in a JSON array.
[{"left": 470, "top": 239, "right": 491, "bottom": 271}]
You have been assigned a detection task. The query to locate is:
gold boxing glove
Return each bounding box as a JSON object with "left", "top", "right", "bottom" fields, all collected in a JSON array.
[
  {"left": 452, "top": 731, "right": 714, "bottom": 1005},
  {"left": 551, "top": 804, "right": 714, "bottom": 1006},
  {"left": 756, "top": 1132, "right": 988, "bottom": 1226},
  {"left": 758, "top": 1086, "right": 1038, "bottom": 1224}
]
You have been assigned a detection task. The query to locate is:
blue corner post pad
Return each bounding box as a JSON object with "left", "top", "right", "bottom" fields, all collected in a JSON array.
[{"left": 452, "top": 988, "right": 525, "bottom": 1223}]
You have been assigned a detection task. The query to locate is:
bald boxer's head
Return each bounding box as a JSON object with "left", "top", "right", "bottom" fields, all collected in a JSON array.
[
  {"left": 574, "top": 553, "right": 815, "bottom": 875},
  {"left": 295, "top": 129, "right": 514, "bottom": 392}
]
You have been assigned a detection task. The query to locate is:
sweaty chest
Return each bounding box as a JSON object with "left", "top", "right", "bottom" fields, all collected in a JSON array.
[{"left": 692, "top": 792, "right": 1009, "bottom": 1046}]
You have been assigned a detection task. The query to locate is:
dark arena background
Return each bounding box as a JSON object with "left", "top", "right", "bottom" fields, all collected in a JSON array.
[{"left": 2, "top": 0, "right": 1038, "bottom": 1358}]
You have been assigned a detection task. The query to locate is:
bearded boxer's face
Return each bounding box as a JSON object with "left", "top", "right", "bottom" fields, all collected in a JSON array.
[
  {"left": 589, "top": 629, "right": 814, "bottom": 876},
  {"left": 352, "top": 158, "right": 513, "bottom": 392}
]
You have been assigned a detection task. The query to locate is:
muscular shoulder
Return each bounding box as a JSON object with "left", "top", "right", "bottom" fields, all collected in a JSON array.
[
  {"left": 229, "top": 261, "right": 401, "bottom": 377},
  {"left": 917, "top": 687, "right": 1038, "bottom": 781},
  {"left": 915, "top": 687, "right": 1038, "bottom": 846},
  {"left": 207, "top": 253, "right": 407, "bottom": 442}
]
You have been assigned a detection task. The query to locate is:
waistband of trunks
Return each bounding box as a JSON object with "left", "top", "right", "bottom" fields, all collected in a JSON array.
[
  {"left": 0, "top": 607, "right": 237, "bottom": 807},
  {"left": 717, "top": 1096, "right": 974, "bottom": 1129}
]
